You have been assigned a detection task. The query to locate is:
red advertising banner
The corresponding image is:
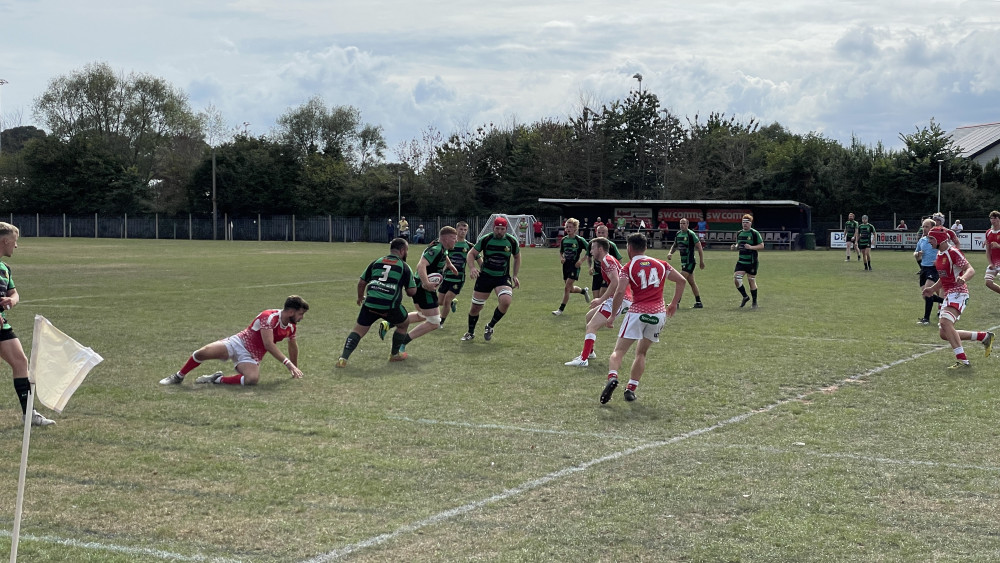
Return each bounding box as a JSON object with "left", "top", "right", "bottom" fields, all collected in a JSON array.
[
  {"left": 657, "top": 208, "right": 704, "bottom": 221},
  {"left": 706, "top": 209, "right": 752, "bottom": 223}
]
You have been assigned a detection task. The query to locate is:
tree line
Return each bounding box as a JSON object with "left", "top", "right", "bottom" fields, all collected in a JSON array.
[{"left": 1, "top": 62, "right": 998, "bottom": 221}]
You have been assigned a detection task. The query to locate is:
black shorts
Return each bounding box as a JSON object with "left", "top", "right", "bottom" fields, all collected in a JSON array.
[
  {"left": 357, "top": 305, "right": 408, "bottom": 327},
  {"left": 592, "top": 272, "right": 605, "bottom": 291},
  {"left": 562, "top": 261, "right": 580, "bottom": 281},
  {"left": 438, "top": 279, "right": 465, "bottom": 296},
  {"left": 858, "top": 243, "right": 871, "bottom": 249},
  {"left": 473, "top": 273, "right": 513, "bottom": 294},
  {"left": 681, "top": 262, "right": 696, "bottom": 274},
  {"left": 0, "top": 327, "right": 18, "bottom": 341},
  {"left": 412, "top": 286, "right": 440, "bottom": 310},
  {"left": 919, "top": 265, "right": 939, "bottom": 287},
  {"left": 734, "top": 261, "right": 759, "bottom": 276}
]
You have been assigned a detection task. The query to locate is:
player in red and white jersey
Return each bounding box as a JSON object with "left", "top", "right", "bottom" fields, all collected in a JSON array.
[
  {"left": 600, "top": 233, "right": 686, "bottom": 404},
  {"left": 921, "top": 227, "right": 993, "bottom": 369},
  {"left": 159, "top": 295, "right": 309, "bottom": 386},
  {"left": 931, "top": 212, "right": 961, "bottom": 245},
  {"left": 564, "top": 237, "right": 632, "bottom": 367},
  {"left": 984, "top": 211, "right": 1000, "bottom": 296}
]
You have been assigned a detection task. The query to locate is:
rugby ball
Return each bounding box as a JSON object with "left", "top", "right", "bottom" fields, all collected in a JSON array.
[{"left": 427, "top": 273, "right": 443, "bottom": 286}]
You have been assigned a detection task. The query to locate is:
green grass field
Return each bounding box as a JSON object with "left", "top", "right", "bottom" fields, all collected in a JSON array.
[{"left": 3, "top": 239, "right": 1000, "bottom": 562}]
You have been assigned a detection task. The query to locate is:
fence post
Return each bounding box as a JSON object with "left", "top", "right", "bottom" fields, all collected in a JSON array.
[
  {"left": 63, "top": 213, "right": 66, "bottom": 237},
  {"left": 36, "top": 213, "right": 39, "bottom": 237},
  {"left": 329, "top": 215, "right": 332, "bottom": 243},
  {"left": 189, "top": 214, "right": 193, "bottom": 240},
  {"left": 292, "top": 215, "right": 296, "bottom": 242},
  {"left": 258, "top": 214, "right": 262, "bottom": 242},
  {"left": 155, "top": 213, "right": 159, "bottom": 240},
  {"left": 124, "top": 213, "right": 128, "bottom": 239}
]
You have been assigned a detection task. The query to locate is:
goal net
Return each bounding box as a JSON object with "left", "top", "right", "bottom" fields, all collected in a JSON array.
[{"left": 476, "top": 214, "right": 540, "bottom": 247}]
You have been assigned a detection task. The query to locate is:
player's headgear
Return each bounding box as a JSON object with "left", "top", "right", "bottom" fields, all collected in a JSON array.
[
  {"left": 494, "top": 217, "right": 509, "bottom": 227},
  {"left": 928, "top": 226, "right": 950, "bottom": 246}
]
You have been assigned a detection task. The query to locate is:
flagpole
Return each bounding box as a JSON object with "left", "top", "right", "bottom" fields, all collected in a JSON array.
[{"left": 10, "top": 386, "right": 35, "bottom": 563}]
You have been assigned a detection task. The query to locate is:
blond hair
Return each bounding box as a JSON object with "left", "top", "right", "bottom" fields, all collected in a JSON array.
[{"left": 0, "top": 223, "right": 19, "bottom": 239}]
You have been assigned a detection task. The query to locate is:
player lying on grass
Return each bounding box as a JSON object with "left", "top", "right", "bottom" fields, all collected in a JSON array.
[{"left": 160, "top": 295, "right": 308, "bottom": 386}]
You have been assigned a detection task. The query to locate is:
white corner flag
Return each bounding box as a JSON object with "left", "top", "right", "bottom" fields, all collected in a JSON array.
[
  {"left": 11, "top": 316, "right": 103, "bottom": 562},
  {"left": 27, "top": 315, "right": 103, "bottom": 413}
]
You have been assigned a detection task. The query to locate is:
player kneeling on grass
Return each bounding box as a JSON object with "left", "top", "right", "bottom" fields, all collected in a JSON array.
[
  {"left": 337, "top": 238, "right": 418, "bottom": 366},
  {"left": 376, "top": 226, "right": 459, "bottom": 354},
  {"left": 565, "top": 237, "right": 632, "bottom": 367},
  {"left": 921, "top": 227, "right": 994, "bottom": 369},
  {"left": 160, "top": 295, "right": 309, "bottom": 386},
  {"left": 600, "top": 233, "right": 685, "bottom": 404}
]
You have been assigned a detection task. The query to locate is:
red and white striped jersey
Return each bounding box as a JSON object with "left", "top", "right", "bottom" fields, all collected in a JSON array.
[
  {"left": 235, "top": 309, "right": 297, "bottom": 362},
  {"left": 619, "top": 254, "right": 671, "bottom": 314},
  {"left": 600, "top": 253, "right": 633, "bottom": 301},
  {"left": 936, "top": 246, "right": 970, "bottom": 295}
]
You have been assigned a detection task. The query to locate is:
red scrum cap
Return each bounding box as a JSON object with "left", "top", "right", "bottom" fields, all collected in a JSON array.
[
  {"left": 494, "top": 217, "right": 509, "bottom": 227},
  {"left": 927, "top": 226, "right": 950, "bottom": 246}
]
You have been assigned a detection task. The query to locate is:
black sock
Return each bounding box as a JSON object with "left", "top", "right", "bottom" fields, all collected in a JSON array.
[
  {"left": 468, "top": 314, "right": 479, "bottom": 333},
  {"left": 737, "top": 286, "right": 748, "bottom": 298},
  {"left": 750, "top": 289, "right": 758, "bottom": 303},
  {"left": 558, "top": 303, "right": 566, "bottom": 312},
  {"left": 489, "top": 307, "right": 506, "bottom": 327},
  {"left": 923, "top": 297, "right": 934, "bottom": 320},
  {"left": 391, "top": 331, "right": 410, "bottom": 354},
  {"left": 341, "top": 332, "right": 361, "bottom": 359},
  {"left": 14, "top": 377, "right": 30, "bottom": 415},
  {"left": 932, "top": 295, "right": 944, "bottom": 304},
  {"left": 695, "top": 295, "right": 702, "bottom": 303}
]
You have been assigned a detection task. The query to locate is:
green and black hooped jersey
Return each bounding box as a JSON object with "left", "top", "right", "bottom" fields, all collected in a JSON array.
[
  {"left": 560, "top": 235, "right": 589, "bottom": 265},
  {"left": 844, "top": 220, "right": 858, "bottom": 238},
  {"left": 674, "top": 229, "right": 700, "bottom": 267},
  {"left": 421, "top": 241, "right": 451, "bottom": 277},
  {"left": 0, "top": 262, "right": 13, "bottom": 330},
  {"left": 857, "top": 223, "right": 876, "bottom": 246},
  {"left": 474, "top": 233, "right": 520, "bottom": 277},
  {"left": 444, "top": 240, "right": 472, "bottom": 283},
  {"left": 737, "top": 229, "right": 763, "bottom": 265},
  {"left": 361, "top": 255, "right": 417, "bottom": 312}
]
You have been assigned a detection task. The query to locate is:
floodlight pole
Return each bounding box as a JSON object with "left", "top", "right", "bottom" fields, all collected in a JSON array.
[
  {"left": 937, "top": 159, "right": 944, "bottom": 213},
  {"left": 0, "top": 78, "right": 8, "bottom": 157}
]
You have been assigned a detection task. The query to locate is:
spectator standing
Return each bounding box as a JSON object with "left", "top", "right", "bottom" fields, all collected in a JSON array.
[
  {"left": 386, "top": 219, "right": 395, "bottom": 242},
  {"left": 398, "top": 217, "right": 410, "bottom": 240},
  {"left": 896, "top": 219, "right": 908, "bottom": 231},
  {"left": 951, "top": 220, "right": 963, "bottom": 234}
]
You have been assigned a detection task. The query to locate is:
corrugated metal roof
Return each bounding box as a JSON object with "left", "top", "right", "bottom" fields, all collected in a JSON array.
[
  {"left": 538, "top": 198, "right": 807, "bottom": 206},
  {"left": 948, "top": 122, "right": 1000, "bottom": 157}
]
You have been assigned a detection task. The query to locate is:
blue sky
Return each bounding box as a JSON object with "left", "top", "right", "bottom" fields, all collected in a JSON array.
[{"left": 2, "top": 0, "right": 998, "bottom": 158}]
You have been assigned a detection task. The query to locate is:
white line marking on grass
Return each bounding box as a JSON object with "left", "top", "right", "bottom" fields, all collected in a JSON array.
[
  {"left": 733, "top": 445, "right": 1000, "bottom": 473},
  {"left": 19, "top": 280, "right": 336, "bottom": 304},
  {"left": 385, "top": 415, "right": 622, "bottom": 440},
  {"left": 0, "top": 530, "right": 246, "bottom": 562},
  {"left": 304, "top": 346, "right": 945, "bottom": 562}
]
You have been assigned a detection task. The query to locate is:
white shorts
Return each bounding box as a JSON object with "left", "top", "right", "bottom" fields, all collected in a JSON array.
[
  {"left": 939, "top": 292, "right": 969, "bottom": 324},
  {"left": 618, "top": 311, "right": 665, "bottom": 342},
  {"left": 600, "top": 298, "right": 633, "bottom": 318},
  {"left": 223, "top": 336, "right": 259, "bottom": 367},
  {"left": 985, "top": 265, "right": 1000, "bottom": 281}
]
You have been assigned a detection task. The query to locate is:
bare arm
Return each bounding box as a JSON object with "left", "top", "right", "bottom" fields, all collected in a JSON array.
[{"left": 262, "top": 328, "right": 303, "bottom": 378}]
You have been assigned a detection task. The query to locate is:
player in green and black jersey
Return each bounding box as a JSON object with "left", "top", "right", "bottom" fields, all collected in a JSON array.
[
  {"left": 731, "top": 214, "right": 764, "bottom": 309},
  {"left": 553, "top": 218, "right": 591, "bottom": 315},
  {"left": 439, "top": 221, "right": 473, "bottom": 326},
  {"left": 667, "top": 217, "right": 705, "bottom": 308},
  {"left": 387, "top": 226, "right": 459, "bottom": 350},
  {"left": 337, "top": 238, "right": 418, "bottom": 366},
  {"left": 463, "top": 216, "right": 521, "bottom": 342},
  {"left": 588, "top": 224, "right": 622, "bottom": 299},
  {"left": 844, "top": 212, "right": 860, "bottom": 261},
  {"left": 0, "top": 223, "right": 55, "bottom": 426},
  {"left": 856, "top": 214, "right": 876, "bottom": 271}
]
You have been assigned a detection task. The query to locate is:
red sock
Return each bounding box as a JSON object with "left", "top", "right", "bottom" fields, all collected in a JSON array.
[
  {"left": 581, "top": 336, "right": 596, "bottom": 359},
  {"left": 179, "top": 356, "right": 201, "bottom": 376},
  {"left": 956, "top": 352, "right": 969, "bottom": 362},
  {"left": 976, "top": 332, "right": 987, "bottom": 341},
  {"left": 607, "top": 371, "right": 618, "bottom": 380},
  {"left": 219, "top": 375, "right": 244, "bottom": 385}
]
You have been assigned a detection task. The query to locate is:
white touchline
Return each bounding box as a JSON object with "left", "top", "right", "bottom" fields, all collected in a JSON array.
[
  {"left": 385, "top": 415, "right": 624, "bottom": 440},
  {"left": 303, "top": 346, "right": 945, "bottom": 562},
  {"left": 0, "top": 530, "right": 246, "bottom": 563},
  {"left": 733, "top": 445, "right": 1000, "bottom": 473}
]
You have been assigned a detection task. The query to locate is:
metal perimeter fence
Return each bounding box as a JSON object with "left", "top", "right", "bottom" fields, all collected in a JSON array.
[{"left": 4, "top": 213, "right": 568, "bottom": 244}]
